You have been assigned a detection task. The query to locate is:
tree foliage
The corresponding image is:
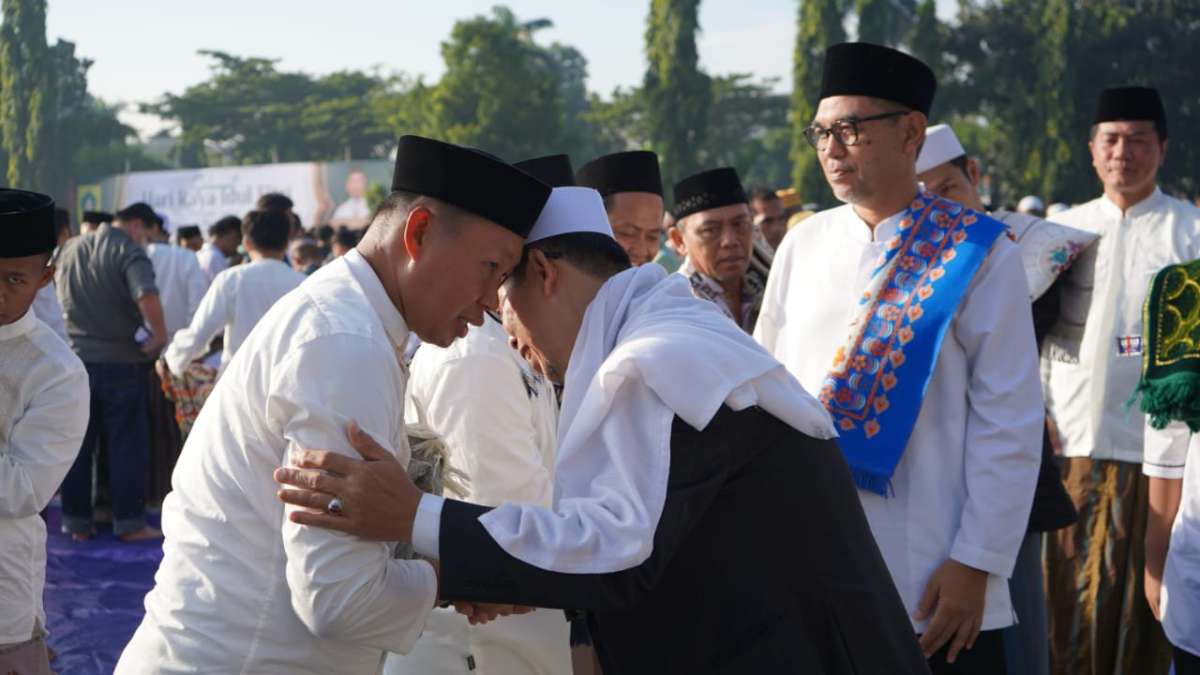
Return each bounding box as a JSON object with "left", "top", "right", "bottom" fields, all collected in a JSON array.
[
  {"left": 791, "top": 0, "right": 847, "bottom": 206},
  {"left": 643, "top": 0, "right": 711, "bottom": 187}
]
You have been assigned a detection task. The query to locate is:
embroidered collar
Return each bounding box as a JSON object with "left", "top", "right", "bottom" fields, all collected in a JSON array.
[{"left": 677, "top": 257, "right": 763, "bottom": 333}]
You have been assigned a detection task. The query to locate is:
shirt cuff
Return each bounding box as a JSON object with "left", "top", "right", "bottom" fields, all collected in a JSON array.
[
  {"left": 412, "top": 493, "right": 444, "bottom": 561},
  {"left": 1143, "top": 462, "right": 1187, "bottom": 480},
  {"left": 950, "top": 540, "right": 1014, "bottom": 579}
]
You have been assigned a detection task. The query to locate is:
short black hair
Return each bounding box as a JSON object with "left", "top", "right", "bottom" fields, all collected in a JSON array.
[
  {"left": 53, "top": 207, "right": 71, "bottom": 237},
  {"left": 748, "top": 187, "right": 779, "bottom": 203},
  {"left": 208, "top": 215, "right": 243, "bottom": 238},
  {"left": 333, "top": 226, "right": 360, "bottom": 249},
  {"left": 316, "top": 224, "right": 335, "bottom": 243},
  {"left": 242, "top": 209, "right": 292, "bottom": 252},
  {"left": 949, "top": 155, "right": 971, "bottom": 178},
  {"left": 256, "top": 192, "right": 294, "bottom": 212},
  {"left": 512, "top": 232, "right": 631, "bottom": 282},
  {"left": 116, "top": 202, "right": 158, "bottom": 226}
]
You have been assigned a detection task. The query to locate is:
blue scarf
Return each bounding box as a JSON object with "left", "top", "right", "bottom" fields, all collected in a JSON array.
[{"left": 819, "top": 193, "right": 1007, "bottom": 496}]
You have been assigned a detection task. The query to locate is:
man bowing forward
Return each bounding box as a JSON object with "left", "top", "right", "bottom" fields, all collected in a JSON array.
[{"left": 276, "top": 186, "right": 930, "bottom": 674}]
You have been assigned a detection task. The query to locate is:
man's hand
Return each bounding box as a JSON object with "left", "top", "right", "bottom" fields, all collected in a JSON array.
[
  {"left": 1145, "top": 566, "right": 1164, "bottom": 620},
  {"left": 142, "top": 332, "right": 166, "bottom": 359},
  {"left": 452, "top": 602, "right": 535, "bottom": 626},
  {"left": 274, "top": 422, "right": 422, "bottom": 542},
  {"left": 915, "top": 559, "right": 988, "bottom": 663},
  {"left": 154, "top": 358, "right": 170, "bottom": 382}
]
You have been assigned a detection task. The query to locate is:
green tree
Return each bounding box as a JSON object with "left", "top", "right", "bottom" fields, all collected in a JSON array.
[
  {"left": 0, "top": 0, "right": 51, "bottom": 189},
  {"left": 414, "top": 7, "right": 574, "bottom": 161},
  {"left": 791, "top": 0, "right": 846, "bottom": 206},
  {"left": 855, "top": 0, "right": 914, "bottom": 45},
  {"left": 699, "top": 75, "right": 792, "bottom": 189},
  {"left": 643, "top": 0, "right": 711, "bottom": 187}
]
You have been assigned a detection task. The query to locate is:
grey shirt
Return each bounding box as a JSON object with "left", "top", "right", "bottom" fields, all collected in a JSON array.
[{"left": 55, "top": 223, "right": 159, "bottom": 364}]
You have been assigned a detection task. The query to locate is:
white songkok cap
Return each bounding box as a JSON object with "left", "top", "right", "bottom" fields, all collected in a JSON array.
[
  {"left": 1018, "top": 195, "right": 1045, "bottom": 213},
  {"left": 916, "top": 123, "right": 967, "bottom": 174},
  {"left": 525, "top": 186, "right": 615, "bottom": 245}
]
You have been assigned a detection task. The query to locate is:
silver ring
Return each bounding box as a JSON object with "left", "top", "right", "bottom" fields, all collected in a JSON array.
[{"left": 327, "top": 497, "right": 344, "bottom": 515}]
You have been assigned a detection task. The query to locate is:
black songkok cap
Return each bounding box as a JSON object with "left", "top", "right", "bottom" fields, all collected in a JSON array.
[
  {"left": 120, "top": 202, "right": 159, "bottom": 225},
  {"left": 390, "top": 135, "right": 551, "bottom": 238},
  {"left": 514, "top": 154, "right": 576, "bottom": 187},
  {"left": 672, "top": 167, "right": 747, "bottom": 220},
  {"left": 176, "top": 225, "right": 202, "bottom": 239},
  {"left": 0, "top": 188, "right": 56, "bottom": 258},
  {"left": 83, "top": 211, "right": 112, "bottom": 224},
  {"left": 575, "top": 150, "right": 663, "bottom": 198},
  {"left": 1095, "top": 86, "right": 1167, "bottom": 137},
  {"left": 819, "top": 42, "right": 937, "bottom": 116}
]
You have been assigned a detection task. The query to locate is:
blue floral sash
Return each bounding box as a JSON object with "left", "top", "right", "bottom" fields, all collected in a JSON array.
[{"left": 819, "top": 193, "right": 1007, "bottom": 495}]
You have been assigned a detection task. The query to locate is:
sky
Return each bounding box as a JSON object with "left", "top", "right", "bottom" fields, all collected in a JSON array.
[{"left": 46, "top": 0, "right": 959, "bottom": 139}]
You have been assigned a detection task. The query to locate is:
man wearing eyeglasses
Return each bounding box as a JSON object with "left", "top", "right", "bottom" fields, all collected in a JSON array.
[{"left": 755, "top": 42, "right": 1042, "bottom": 675}]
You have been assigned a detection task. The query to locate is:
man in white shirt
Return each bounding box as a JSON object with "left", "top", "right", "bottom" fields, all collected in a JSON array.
[
  {"left": 387, "top": 313, "right": 569, "bottom": 675},
  {"left": 195, "top": 215, "right": 241, "bottom": 284},
  {"left": 1041, "top": 86, "right": 1200, "bottom": 675},
  {"left": 116, "top": 135, "right": 552, "bottom": 674},
  {"left": 754, "top": 43, "right": 1042, "bottom": 674},
  {"left": 143, "top": 209, "right": 207, "bottom": 342},
  {"left": 330, "top": 168, "right": 373, "bottom": 230},
  {"left": 160, "top": 209, "right": 305, "bottom": 378},
  {"left": 0, "top": 189, "right": 89, "bottom": 675}
]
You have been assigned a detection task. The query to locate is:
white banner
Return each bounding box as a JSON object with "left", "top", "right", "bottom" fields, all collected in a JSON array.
[{"left": 115, "top": 162, "right": 327, "bottom": 233}]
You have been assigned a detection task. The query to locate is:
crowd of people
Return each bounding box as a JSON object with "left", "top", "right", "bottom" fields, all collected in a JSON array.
[{"left": 2, "top": 40, "right": 1199, "bottom": 675}]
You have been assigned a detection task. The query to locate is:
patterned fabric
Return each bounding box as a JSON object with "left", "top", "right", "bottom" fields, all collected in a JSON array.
[
  {"left": 818, "top": 192, "right": 1006, "bottom": 495},
  {"left": 160, "top": 363, "right": 218, "bottom": 439},
  {"left": 1134, "top": 258, "right": 1200, "bottom": 431},
  {"left": 677, "top": 256, "right": 764, "bottom": 333},
  {"left": 1045, "top": 457, "right": 1173, "bottom": 675}
]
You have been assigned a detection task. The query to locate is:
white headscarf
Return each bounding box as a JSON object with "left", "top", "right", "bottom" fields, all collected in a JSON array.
[{"left": 479, "top": 264, "right": 836, "bottom": 573}]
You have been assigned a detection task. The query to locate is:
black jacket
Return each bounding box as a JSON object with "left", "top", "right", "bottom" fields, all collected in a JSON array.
[{"left": 437, "top": 406, "right": 930, "bottom": 674}]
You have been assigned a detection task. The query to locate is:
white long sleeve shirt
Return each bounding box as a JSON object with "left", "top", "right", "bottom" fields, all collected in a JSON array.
[
  {"left": 195, "top": 241, "right": 228, "bottom": 284},
  {"left": 406, "top": 318, "right": 558, "bottom": 508},
  {"left": 1144, "top": 423, "right": 1200, "bottom": 657},
  {"left": 117, "top": 250, "right": 437, "bottom": 674},
  {"left": 398, "top": 318, "right": 570, "bottom": 675},
  {"left": 753, "top": 202, "right": 1043, "bottom": 632},
  {"left": 31, "top": 282, "right": 67, "bottom": 343},
  {"left": 145, "top": 242, "right": 207, "bottom": 340},
  {"left": 163, "top": 257, "right": 305, "bottom": 375},
  {"left": 1042, "top": 189, "right": 1200, "bottom": 463},
  {"left": 0, "top": 309, "right": 89, "bottom": 645}
]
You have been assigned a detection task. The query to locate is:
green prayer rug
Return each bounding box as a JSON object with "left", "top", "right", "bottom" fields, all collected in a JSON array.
[{"left": 1133, "top": 258, "right": 1200, "bottom": 431}]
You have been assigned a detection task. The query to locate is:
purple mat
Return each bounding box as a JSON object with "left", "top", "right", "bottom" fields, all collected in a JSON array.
[{"left": 43, "top": 504, "right": 162, "bottom": 675}]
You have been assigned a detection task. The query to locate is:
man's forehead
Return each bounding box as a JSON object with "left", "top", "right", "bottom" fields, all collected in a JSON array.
[
  {"left": 814, "top": 95, "right": 890, "bottom": 123},
  {"left": 1095, "top": 120, "right": 1157, "bottom": 136},
  {"left": 690, "top": 202, "right": 752, "bottom": 224}
]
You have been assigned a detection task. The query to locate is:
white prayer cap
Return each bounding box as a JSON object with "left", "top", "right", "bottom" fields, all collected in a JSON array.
[
  {"left": 1018, "top": 195, "right": 1045, "bottom": 214},
  {"left": 916, "top": 124, "right": 967, "bottom": 174},
  {"left": 525, "top": 186, "right": 615, "bottom": 245}
]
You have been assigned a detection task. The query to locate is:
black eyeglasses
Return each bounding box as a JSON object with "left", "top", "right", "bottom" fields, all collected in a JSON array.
[{"left": 802, "top": 111, "right": 908, "bottom": 150}]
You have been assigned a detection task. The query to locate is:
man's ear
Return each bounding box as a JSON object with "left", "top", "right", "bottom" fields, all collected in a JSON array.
[
  {"left": 1160, "top": 139, "right": 1169, "bottom": 167},
  {"left": 37, "top": 263, "right": 54, "bottom": 290},
  {"left": 402, "top": 207, "right": 432, "bottom": 261},
  {"left": 905, "top": 113, "right": 928, "bottom": 156},
  {"left": 527, "top": 249, "right": 558, "bottom": 298},
  {"left": 966, "top": 157, "right": 982, "bottom": 188},
  {"left": 667, "top": 226, "right": 687, "bottom": 258}
]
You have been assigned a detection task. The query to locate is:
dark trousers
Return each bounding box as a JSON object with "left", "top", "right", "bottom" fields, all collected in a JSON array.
[
  {"left": 1176, "top": 645, "right": 1200, "bottom": 675},
  {"left": 927, "top": 628, "right": 1006, "bottom": 675},
  {"left": 61, "top": 362, "right": 150, "bottom": 536}
]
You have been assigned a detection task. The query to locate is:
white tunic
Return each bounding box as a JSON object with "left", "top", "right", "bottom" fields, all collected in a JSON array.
[
  {"left": 390, "top": 319, "right": 570, "bottom": 675},
  {"left": 1144, "top": 423, "right": 1200, "bottom": 657},
  {"left": 195, "top": 241, "right": 229, "bottom": 284},
  {"left": 117, "top": 250, "right": 437, "bottom": 674},
  {"left": 31, "top": 283, "right": 67, "bottom": 343},
  {"left": 0, "top": 309, "right": 88, "bottom": 645},
  {"left": 1042, "top": 189, "right": 1200, "bottom": 463},
  {"left": 145, "top": 243, "right": 207, "bottom": 340},
  {"left": 754, "top": 203, "right": 1043, "bottom": 632},
  {"left": 163, "top": 257, "right": 305, "bottom": 375}
]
